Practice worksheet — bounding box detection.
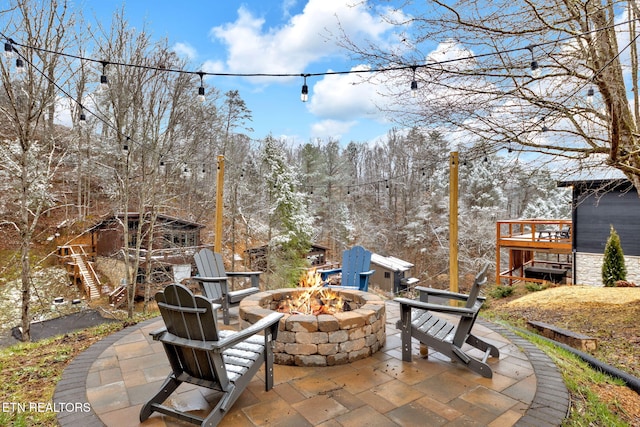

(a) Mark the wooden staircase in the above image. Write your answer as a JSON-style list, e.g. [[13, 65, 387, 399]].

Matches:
[[109, 285, 127, 309], [58, 245, 101, 300]]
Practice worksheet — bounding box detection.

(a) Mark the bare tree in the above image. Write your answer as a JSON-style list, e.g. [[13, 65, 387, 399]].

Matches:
[[341, 0, 640, 192], [0, 0, 76, 341], [90, 9, 206, 317]]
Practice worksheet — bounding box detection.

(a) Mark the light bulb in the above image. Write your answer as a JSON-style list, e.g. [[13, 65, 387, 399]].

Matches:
[[587, 87, 595, 104], [4, 42, 14, 58], [531, 63, 542, 78]]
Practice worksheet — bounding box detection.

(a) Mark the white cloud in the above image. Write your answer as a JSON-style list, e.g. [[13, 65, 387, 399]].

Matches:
[[202, 59, 225, 74], [310, 118, 357, 139], [210, 0, 395, 76], [172, 42, 197, 60], [282, 0, 298, 19], [427, 40, 476, 70], [308, 65, 388, 120]]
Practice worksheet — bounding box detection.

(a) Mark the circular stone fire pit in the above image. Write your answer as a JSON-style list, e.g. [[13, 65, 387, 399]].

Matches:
[[239, 288, 386, 367]]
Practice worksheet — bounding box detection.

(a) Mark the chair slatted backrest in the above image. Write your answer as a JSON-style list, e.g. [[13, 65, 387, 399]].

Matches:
[[452, 263, 489, 345], [156, 283, 228, 387], [194, 249, 227, 300], [341, 245, 371, 288], [465, 263, 489, 309]]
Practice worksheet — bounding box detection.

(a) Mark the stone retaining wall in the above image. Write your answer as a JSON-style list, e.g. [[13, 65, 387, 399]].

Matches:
[[575, 252, 640, 286]]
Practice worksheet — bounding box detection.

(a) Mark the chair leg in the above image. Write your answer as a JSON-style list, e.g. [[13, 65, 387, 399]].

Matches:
[[465, 357, 494, 378], [222, 299, 230, 325], [399, 307, 413, 362], [466, 334, 500, 359], [139, 375, 181, 422]]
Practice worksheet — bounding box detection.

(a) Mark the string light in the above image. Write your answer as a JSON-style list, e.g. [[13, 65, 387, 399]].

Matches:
[[79, 106, 86, 124], [410, 66, 418, 97], [15, 57, 24, 72], [197, 71, 205, 102], [0, 17, 633, 176], [586, 86, 595, 104], [100, 61, 109, 89], [300, 74, 309, 102], [526, 45, 541, 78], [4, 41, 13, 58]]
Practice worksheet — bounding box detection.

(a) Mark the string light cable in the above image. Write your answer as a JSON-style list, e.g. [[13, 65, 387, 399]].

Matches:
[[4, 16, 639, 94], [1, 16, 638, 175]]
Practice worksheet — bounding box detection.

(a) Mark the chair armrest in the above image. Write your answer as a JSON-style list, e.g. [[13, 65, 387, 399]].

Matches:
[[215, 312, 285, 349], [360, 270, 375, 276], [157, 312, 284, 352], [150, 327, 167, 341], [415, 286, 471, 302], [394, 297, 476, 317], [225, 271, 262, 277], [190, 275, 229, 282], [319, 268, 341, 276]]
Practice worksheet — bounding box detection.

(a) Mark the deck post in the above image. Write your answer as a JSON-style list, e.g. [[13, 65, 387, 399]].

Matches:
[[449, 151, 459, 294], [215, 155, 224, 253]]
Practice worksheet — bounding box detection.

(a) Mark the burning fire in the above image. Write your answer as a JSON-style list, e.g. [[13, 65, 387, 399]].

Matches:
[[278, 269, 346, 315]]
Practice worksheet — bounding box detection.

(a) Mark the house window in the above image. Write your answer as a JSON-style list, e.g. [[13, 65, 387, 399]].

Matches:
[[384, 272, 391, 279]]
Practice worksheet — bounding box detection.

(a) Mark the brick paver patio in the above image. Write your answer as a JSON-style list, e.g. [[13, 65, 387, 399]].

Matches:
[[54, 301, 569, 426]]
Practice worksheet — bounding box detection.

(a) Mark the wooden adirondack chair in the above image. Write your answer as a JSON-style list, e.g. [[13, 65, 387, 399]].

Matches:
[[192, 248, 261, 325], [140, 283, 283, 426], [319, 245, 375, 291], [394, 263, 499, 378]]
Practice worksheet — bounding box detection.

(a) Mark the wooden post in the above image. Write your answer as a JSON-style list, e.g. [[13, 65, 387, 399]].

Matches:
[[449, 151, 459, 294], [214, 155, 224, 253], [496, 221, 501, 285]]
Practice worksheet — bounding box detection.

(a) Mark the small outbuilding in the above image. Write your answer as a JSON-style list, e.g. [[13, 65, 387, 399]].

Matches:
[[369, 253, 419, 294]]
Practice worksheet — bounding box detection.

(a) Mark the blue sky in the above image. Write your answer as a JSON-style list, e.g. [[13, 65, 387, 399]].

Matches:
[[85, 0, 403, 145]]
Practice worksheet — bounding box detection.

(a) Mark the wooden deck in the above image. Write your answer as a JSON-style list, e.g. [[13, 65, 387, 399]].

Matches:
[[496, 219, 572, 285]]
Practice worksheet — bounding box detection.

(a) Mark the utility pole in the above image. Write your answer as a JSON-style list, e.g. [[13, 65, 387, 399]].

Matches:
[[449, 151, 459, 294], [214, 155, 224, 253]]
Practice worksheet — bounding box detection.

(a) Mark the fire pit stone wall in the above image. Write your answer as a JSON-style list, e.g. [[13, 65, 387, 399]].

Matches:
[[239, 288, 386, 367]]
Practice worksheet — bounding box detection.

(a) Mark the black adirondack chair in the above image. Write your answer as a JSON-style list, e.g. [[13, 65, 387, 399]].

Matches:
[[140, 283, 283, 426], [192, 248, 261, 324], [394, 263, 499, 378]]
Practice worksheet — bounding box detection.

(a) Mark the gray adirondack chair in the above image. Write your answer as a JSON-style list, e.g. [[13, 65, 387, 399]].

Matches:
[[192, 248, 261, 325], [394, 263, 499, 378], [319, 245, 375, 291], [140, 283, 283, 426]]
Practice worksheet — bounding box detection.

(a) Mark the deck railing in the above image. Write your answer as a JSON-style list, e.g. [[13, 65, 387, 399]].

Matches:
[[497, 219, 572, 246], [496, 219, 573, 285]]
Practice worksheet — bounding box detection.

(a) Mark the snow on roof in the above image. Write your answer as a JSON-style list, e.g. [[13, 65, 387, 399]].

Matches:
[[370, 253, 414, 272]]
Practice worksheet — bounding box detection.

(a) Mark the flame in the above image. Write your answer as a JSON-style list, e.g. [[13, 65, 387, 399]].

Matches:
[[278, 269, 345, 315]]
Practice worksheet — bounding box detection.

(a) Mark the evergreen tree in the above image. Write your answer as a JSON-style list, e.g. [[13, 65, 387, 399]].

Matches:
[[262, 136, 314, 287], [602, 225, 626, 287]]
